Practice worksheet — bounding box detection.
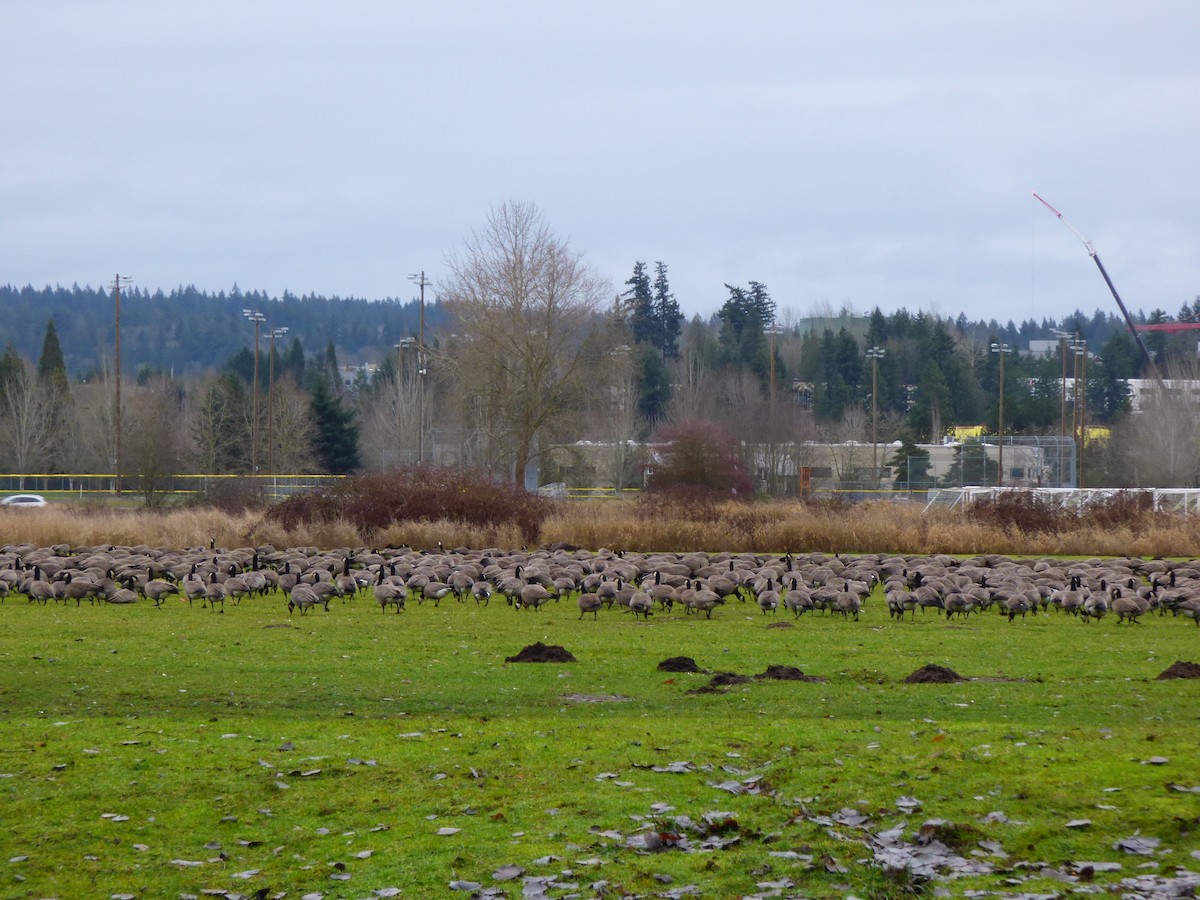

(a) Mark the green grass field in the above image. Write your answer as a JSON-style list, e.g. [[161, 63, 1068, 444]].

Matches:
[[1, 588, 1198, 898]]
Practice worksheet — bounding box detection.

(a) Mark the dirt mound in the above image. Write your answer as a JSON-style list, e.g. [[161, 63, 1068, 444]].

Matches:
[[657, 656, 703, 673], [755, 664, 827, 683], [708, 671, 752, 686], [505, 642, 576, 663], [685, 671, 752, 695], [905, 663, 966, 684], [1157, 660, 1200, 680]]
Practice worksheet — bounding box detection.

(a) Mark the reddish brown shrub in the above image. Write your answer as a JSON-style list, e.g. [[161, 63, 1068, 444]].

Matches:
[[646, 419, 754, 496], [266, 465, 555, 543]]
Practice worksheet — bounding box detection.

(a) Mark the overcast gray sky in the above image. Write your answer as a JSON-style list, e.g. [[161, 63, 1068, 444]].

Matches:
[[4, 1, 1197, 325]]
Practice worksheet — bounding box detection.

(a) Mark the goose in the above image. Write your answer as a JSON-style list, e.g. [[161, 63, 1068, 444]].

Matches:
[[628, 590, 653, 620], [834, 582, 861, 621], [1081, 591, 1108, 623], [203, 572, 227, 612], [783, 578, 813, 619], [517, 583, 553, 611], [288, 582, 327, 615], [1111, 587, 1148, 624], [577, 592, 602, 620], [756, 578, 779, 615]]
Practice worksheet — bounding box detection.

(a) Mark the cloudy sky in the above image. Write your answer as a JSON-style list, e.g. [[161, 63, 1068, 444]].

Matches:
[[4, 2, 1197, 325]]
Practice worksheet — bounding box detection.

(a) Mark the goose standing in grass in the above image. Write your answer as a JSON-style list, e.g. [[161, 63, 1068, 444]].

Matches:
[[1110, 587, 1148, 624], [141, 576, 181, 608], [203, 572, 227, 612], [834, 582, 861, 621], [628, 589, 653, 620], [783, 578, 813, 619], [288, 582, 327, 615], [756, 578, 779, 615], [577, 591, 602, 621]]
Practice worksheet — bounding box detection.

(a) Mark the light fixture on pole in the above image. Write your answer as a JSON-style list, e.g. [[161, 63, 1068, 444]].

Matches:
[[866, 346, 885, 489], [243, 309, 265, 474], [266, 326, 288, 479], [990, 342, 1012, 486], [110, 274, 133, 496]]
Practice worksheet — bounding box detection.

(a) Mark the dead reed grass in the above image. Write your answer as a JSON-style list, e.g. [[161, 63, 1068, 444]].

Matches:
[[4, 498, 1199, 556]]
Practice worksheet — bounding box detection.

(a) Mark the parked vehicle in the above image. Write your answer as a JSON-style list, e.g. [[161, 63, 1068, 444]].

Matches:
[[1, 493, 47, 508]]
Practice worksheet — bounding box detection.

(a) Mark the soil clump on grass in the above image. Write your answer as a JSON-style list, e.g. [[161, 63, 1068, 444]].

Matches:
[[755, 664, 827, 683], [905, 663, 966, 684], [1156, 660, 1200, 680], [505, 642, 576, 663], [657, 656, 704, 673], [686, 671, 752, 694]]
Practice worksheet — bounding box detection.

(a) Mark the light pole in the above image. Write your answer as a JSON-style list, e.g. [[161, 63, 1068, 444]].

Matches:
[[110, 274, 133, 495], [243, 309, 265, 475], [1074, 340, 1088, 488], [866, 347, 885, 489], [266, 326, 288, 480], [394, 337, 415, 465], [990, 342, 1012, 486], [1051, 329, 1074, 438], [409, 271, 431, 463]]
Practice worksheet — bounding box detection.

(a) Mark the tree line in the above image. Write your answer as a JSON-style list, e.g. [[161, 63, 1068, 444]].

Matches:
[[4, 201, 1200, 494]]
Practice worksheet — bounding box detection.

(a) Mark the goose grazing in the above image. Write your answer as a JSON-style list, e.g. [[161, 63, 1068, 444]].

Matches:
[[374, 580, 406, 614], [577, 592, 602, 621], [1111, 586, 1148, 625], [471, 580, 493, 606], [783, 578, 813, 619], [288, 583, 327, 615], [1081, 591, 1108, 623], [835, 582, 861, 621], [628, 590, 653, 620], [517, 582, 553, 611]]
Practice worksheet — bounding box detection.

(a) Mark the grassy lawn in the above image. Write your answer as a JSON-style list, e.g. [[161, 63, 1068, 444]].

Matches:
[[1, 587, 1197, 898]]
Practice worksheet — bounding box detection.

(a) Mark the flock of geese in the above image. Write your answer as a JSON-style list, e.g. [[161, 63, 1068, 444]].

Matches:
[[3, 541, 1200, 629]]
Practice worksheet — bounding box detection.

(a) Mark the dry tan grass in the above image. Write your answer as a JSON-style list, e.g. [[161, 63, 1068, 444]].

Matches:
[[4, 499, 1199, 556]]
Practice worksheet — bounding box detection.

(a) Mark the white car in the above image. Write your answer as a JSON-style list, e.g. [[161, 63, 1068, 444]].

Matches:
[[1, 493, 47, 508]]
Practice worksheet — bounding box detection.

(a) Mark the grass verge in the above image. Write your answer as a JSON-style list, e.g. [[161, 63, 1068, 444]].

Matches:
[[1, 586, 1198, 898]]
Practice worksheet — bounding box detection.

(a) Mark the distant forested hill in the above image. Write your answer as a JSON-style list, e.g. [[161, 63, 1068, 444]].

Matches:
[[0, 283, 442, 377]]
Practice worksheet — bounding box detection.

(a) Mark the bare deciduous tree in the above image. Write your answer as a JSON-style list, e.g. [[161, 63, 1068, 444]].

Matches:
[[266, 379, 318, 474], [441, 201, 610, 485], [124, 377, 189, 506], [0, 361, 57, 483]]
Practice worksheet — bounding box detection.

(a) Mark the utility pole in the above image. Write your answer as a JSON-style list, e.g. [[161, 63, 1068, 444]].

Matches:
[[110, 274, 133, 495], [409, 271, 431, 463]]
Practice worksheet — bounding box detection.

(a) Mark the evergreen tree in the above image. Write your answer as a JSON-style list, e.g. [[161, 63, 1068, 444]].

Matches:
[[309, 376, 360, 474], [37, 319, 68, 384], [281, 337, 306, 385], [36, 319, 72, 471], [888, 432, 934, 490], [622, 262, 656, 348], [941, 438, 997, 486], [633, 343, 671, 426], [324, 340, 342, 394], [652, 262, 683, 359]]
